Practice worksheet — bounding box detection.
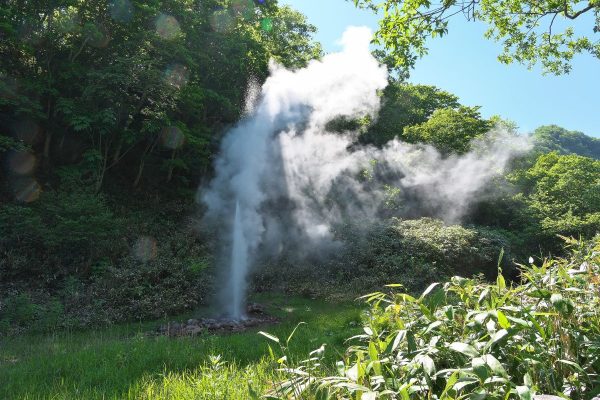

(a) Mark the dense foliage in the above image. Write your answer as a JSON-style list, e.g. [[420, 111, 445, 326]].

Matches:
[[254, 218, 513, 299], [532, 125, 600, 159], [269, 237, 600, 399], [1, 0, 599, 335], [0, 0, 321, 330]]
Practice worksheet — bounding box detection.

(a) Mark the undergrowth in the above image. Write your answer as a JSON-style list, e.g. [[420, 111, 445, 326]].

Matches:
[[267, 237, 600, 399]]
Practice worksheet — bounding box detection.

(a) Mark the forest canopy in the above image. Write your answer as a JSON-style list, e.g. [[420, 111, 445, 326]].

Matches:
[[355, 0, 600, 75]]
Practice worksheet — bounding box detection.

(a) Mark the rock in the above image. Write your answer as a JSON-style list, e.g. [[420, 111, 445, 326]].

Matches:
[[247, 303, 265, 314], [187, 319, 199, 325], [185, 326, 203, 335]]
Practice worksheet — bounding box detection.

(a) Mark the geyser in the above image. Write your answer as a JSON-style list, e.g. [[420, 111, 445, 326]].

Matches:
[[202, 26, 530, 319], [229, 201, 248, 319]]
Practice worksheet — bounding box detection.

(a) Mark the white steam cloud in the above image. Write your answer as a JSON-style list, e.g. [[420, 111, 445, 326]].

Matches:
[[201, 27, 531, 318]]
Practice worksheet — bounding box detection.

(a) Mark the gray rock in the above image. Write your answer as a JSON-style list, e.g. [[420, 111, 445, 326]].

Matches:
[[247, 303, 265, 314], [185, 326, 203, 335]]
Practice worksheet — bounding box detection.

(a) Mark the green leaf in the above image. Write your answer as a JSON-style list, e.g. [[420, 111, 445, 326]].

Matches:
[[286, 322, 306, 346], [258, 331, 280, 343], [486, 329, 508, 349], [497, 273, 506, 292], [482, 354, 507, 377], [516, 386, 532, 400], [419, 354, 436, 376], [449, 342, 479, 357], [557, 359, 585, 373], [420, 282, 440, 299], [550, 293, 574, 315], [472, 357, 488, 381], [496, 310, 511, 329]]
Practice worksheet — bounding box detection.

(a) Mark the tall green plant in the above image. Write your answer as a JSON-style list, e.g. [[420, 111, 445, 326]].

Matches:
[[268, 237, 600, 399]]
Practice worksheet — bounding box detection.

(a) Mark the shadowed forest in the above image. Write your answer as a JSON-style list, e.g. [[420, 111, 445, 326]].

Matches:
[[1, 0, 600, 399]]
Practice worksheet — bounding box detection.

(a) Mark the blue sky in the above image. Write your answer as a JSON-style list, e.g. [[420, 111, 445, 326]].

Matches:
[[281, 0, 600, 137]]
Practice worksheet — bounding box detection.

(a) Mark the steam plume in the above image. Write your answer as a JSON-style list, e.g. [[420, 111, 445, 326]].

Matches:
[[201, 26, 531, 318]]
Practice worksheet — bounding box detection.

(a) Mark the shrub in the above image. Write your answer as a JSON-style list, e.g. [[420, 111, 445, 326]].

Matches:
[[255, 218, 512, 298], [0, 292, 65, 334], [88, 255, 214, 322], [268, 237, 600, 399], [0, 190, 124, 282]]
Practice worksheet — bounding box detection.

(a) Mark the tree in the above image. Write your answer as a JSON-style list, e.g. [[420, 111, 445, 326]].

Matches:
[[359, 81, 460, 146], [254, 5, 323, 69], [511, 152, 600, 245], [532, 125, 600, 159], [403, 106, 492, 154], [355, 0, 600, 75]]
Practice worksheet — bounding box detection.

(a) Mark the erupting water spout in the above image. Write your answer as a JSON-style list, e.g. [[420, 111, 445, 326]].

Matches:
[[229, 201, 248, 319], [201, 26, 529, 320]]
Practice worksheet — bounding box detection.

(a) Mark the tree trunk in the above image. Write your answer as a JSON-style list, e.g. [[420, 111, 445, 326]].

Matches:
[[133, 158, 145, 188], [112, 138, 124, 165], [43, 130, 53, 159], [166, 149, 176, 183]]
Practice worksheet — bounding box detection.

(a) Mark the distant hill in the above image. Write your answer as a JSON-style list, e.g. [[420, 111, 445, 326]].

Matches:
[[532, 125, 600, 159]]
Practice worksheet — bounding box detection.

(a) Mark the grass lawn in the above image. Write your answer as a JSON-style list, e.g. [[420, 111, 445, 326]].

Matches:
[[0, 293, 363, 399]]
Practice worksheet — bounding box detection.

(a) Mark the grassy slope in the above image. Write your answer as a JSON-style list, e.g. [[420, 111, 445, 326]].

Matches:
[[0, 294, 362, 399]]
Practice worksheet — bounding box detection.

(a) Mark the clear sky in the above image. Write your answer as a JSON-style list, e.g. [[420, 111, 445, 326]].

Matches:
[[281, 0, 600, 137]]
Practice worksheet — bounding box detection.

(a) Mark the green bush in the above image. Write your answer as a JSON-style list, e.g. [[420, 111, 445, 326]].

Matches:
[[0, 293, 65, 334], [88, 255, 213, 323], [254, 218, 512, 298], [510, 152, 600, 251], [0, 190, 124, 282], [268, 237, 600, 399]]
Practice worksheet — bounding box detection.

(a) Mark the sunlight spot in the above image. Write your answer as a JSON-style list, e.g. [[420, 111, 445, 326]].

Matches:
[[109, 0, 134, 23], [155, 13, 181, 40], [55, 12, 79, 34], [7, 152, 36, 175], [260, 18, 273, 32], [161, 126, 185, 149], [282, 307, 296, 313], [14, 178, 41, 203], [164, 64, 189, 89], [210, 9, 235, 33], [133, 237, 157, 262]]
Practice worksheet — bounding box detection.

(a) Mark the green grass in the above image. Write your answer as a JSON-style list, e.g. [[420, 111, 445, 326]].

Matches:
[[0, 294, 363, 399]]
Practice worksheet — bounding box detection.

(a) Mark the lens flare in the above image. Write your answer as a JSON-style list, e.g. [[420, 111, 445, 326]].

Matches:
[[133, 236, 157, 262], [164, 64, 189, 88], [210, 9, 235, 33], [0, 76, 18, 100], [260, 18, 273, 32], [55, 12, 79, 33], [161, 126, 185, 149], [155, 13, 181, 40], [18, 23, 42, 45], [231, 0, 255, 20], [12, 120, 40, 144], [87, 24, 110, 48], [7, 152, 36, 175], [14, 178, 41, 203], [109, 0, 134, 23]]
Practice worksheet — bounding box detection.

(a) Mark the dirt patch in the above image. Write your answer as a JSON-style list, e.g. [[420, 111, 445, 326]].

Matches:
[[154, 303, 279, 336]]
